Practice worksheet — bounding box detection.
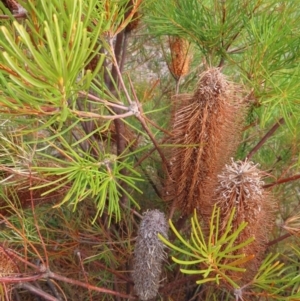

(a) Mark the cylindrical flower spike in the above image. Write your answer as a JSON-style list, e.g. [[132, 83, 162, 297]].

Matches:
[[165, 68, 245, 215], [132, 210, 168, 300], [169, 36, 191, 79], [214, 159, 275, 283]]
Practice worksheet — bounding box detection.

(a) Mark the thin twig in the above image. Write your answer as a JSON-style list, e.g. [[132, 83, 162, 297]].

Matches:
[[28, 162, 48, 268], [245, 118, 285, 160], [134, 136, 169, 169], [267, 233, 291, 247], [120, 202, 143, 219], [120, 32, 129, 73], [78, 91, 128, 110], [49, 267, 136, 299], [127, 76, 170, 172], [46, 279, 63, 301], [263, 173, 300, 189], [109, 38, 133, 105], [16, 282, 59, 301], [72, 109, 134, 120], [1, 270, 136, 299], [76, 251, 93, 301]]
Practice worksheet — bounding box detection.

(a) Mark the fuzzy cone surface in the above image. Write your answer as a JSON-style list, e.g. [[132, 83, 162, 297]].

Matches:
[[165, 68, 245, 215], [132, 210, 168, 300], [214, 159, 275, 284]]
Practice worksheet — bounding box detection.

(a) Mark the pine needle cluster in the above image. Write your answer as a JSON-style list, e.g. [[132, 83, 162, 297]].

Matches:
[[165, 68, 245, 215], [132, 210, 168, 300]]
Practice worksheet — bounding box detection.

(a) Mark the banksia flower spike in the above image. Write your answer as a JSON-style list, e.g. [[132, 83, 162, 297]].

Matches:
[[132, 210, 168, 300], [166, 68, 245, 215], [169, 36, 192, 79], [214, 159, 275, 283]]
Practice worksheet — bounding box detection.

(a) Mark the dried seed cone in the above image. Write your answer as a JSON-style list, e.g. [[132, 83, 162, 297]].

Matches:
[[169, 36, 191, 78], [165, 68, 245, 215], [132, 210, 168, 300], [214, 159, 275, 283]]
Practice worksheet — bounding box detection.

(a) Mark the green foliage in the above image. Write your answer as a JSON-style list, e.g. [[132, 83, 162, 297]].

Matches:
[[0, 0, 145, 224], [34, 150, 142, 224], [0, 0, 299, 300], [0, 0, 103, 126], [160, 208, 300, 300], [159, 206, 254, 288], [146, 0, 300, 132]]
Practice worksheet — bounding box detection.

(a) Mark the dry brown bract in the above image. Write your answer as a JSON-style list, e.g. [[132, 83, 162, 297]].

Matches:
[[165, 68, 245, 216]]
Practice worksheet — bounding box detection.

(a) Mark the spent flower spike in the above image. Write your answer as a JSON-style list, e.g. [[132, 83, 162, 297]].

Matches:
[[132, 210, 168, 300]]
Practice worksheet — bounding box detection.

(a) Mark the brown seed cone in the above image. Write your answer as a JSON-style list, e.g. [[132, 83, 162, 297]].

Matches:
[[169, 36, 191, 79], [214, 159, 275, 284], [165, 68, 245, 216]]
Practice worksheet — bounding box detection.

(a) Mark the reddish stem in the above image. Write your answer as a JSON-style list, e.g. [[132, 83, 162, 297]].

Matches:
[[48, 271, 136, 299], [264, 173, 300, 189], [246, 118, 285, 160], [267, 233, 291, 247]]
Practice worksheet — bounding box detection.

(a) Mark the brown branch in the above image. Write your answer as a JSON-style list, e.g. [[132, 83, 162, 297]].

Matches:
[[127, 77, 170, 172], [48, 270, 136, 299], [136, 106, 170, 173], [1, 270, 136, 300], [16, 282, 60, 301], [107, 31, 130, 206], [0, 12, 25, 18], [28, 164, 49, 267], [134, 136, 169, 169], [263, 173, 300, 189], [267, 233, 291, 247], [246, 118, 285, 160]]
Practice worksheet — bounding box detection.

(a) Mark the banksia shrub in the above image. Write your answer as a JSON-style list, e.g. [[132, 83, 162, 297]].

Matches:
[[132, 210, 168, 300], [165, 68, 245, 215], [169, 36, 191, 79], [214, 159, 275, 283]]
